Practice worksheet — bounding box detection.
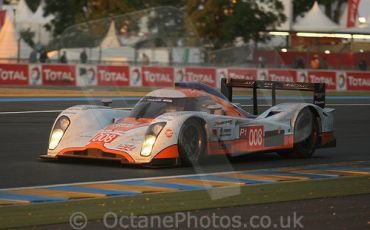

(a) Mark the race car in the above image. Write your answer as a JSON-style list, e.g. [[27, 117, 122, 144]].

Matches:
[[41, 79, 336, 166]]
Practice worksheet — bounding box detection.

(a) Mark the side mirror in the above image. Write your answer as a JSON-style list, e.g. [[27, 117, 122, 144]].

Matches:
[[207, 104, 224, 115], [101, 98, 113, 107]]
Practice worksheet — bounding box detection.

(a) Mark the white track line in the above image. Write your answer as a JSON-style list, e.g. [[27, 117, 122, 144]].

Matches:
[[0, 104, 370, 115], [0, 108, 133, 115], [0, 169, 240, 191]]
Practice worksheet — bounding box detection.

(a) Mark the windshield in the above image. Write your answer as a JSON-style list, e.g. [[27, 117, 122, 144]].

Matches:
[[130, 96, 214, 118]]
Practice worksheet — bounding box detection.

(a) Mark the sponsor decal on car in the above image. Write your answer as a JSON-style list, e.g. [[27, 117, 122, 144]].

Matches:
[[214, 119, 233, 126], [117, 144, 136, 152], [90, 133, 119, 143], [165, 129, 174, 138]]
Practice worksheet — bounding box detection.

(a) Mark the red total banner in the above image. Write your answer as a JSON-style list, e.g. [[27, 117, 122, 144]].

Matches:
[[184, 67, 217, 87], [307, 71, 337, 90], [42, 64, 76, 86], [268, 69, 297, 82], [347, 0, 361, 27], [141, 66, 174, 87], [346, 71, 370, 90], [227, 68, 257, 80], [97, 65, 130, 86], [0, 64, 29, 85]]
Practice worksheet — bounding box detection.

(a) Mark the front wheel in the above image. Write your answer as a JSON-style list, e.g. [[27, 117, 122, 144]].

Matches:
[[278, 108, 319, 158], [178, 119, 207, 166]]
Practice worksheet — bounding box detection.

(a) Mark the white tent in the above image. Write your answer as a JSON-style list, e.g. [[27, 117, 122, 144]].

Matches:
[[28, 1, 53, 44], [293, 1, 339, 31], [14, 0, 33, 23], [0, 13, 33, 60], [100, 21, 121, 48], [337, 24, 370, 33], [31, 0, 53, 24]]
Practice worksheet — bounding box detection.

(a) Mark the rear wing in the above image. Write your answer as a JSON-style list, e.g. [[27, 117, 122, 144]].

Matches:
[[221, 78, 326, 115]]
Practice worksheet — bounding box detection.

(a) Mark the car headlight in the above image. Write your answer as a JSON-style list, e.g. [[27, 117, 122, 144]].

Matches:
[[140, 122, 166, 157], [49, 116, 70, 150]]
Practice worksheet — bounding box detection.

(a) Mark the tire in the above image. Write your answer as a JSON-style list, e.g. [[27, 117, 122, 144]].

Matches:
[[278, 108, 319, 158], [178, 118, 207, 166]]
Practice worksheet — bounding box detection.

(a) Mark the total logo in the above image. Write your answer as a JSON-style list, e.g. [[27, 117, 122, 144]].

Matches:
[[44, 69, 74, 81], [309, 75, 335, 86], [99, 70, 128, 82], [269, 74, 294, 82], [185, 72, 215, 84], [348, 76, 370, 87], [228, 72, 254, 80], [143, 71, 172, 82], [0, 68, 27, 81]]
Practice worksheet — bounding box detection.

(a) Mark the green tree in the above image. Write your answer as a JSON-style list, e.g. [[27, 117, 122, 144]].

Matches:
[[25, 0, 41, 12], [44, 0, 185, 36], [187, 0, 286, 49], [4, 0, 41, 12], [19, 28, 35, 47]]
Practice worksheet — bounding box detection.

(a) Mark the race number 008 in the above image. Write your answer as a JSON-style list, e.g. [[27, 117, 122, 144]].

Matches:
[[90, 133, 119, 143], [248, 127, 263, 146]]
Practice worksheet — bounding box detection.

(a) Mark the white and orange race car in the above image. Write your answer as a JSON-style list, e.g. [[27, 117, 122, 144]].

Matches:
[[41, 79, 336, 166]]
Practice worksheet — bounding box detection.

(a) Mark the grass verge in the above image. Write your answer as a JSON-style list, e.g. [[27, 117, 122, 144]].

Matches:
[[0, 176, 369, 229]]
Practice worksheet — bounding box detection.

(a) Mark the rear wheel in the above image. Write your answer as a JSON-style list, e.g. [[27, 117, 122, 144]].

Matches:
[[278, 108, 319, 158], [178, 119, 206, 166]]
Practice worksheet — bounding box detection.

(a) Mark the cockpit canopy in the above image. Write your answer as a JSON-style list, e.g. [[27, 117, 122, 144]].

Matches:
[[130, 95, 216, 119]]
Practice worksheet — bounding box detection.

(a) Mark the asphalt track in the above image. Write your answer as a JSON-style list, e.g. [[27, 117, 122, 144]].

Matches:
[[0, 96, 370, 189]]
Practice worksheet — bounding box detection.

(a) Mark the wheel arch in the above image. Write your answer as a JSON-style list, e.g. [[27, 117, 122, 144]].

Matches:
[[180, 116, 208, 154], [292, 105, 322, 133]]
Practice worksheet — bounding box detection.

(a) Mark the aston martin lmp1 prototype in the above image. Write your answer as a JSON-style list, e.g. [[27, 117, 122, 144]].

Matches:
[[41, 79, 335, 166]]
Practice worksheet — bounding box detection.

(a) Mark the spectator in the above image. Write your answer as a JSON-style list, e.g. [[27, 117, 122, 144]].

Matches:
[[358, 59, 368, 71], [294, 56, 305, 69], [80, 49, 88, 64], [60, 51, 68, 64], [141, 53, 150, 65], [321, 57, 328, 69], [39, 49, 49, 63], [29, 50, 38, 63], [258, 56, 265, 68], [310, 54, 320, 69]]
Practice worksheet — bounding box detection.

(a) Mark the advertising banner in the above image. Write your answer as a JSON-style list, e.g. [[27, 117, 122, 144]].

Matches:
[[29, 64, 42, 86], [141, 66, 174, 87], [0, 64, 28, 85], [307, 71, 337, 90], [130, 66, 142, 87], [227, 68, 257, 80], [184, 67, 217, 87], [346, 71, 370, 90], [76, 64, 97, 87], [97, 65, 130, 86], [268, 69, 297, 82], [42, 64, 76, 86], [347, 0, 361, 27]]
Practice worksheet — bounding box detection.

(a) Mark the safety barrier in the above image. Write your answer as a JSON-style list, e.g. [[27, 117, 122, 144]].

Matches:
[[0, 63, 370, 91]]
